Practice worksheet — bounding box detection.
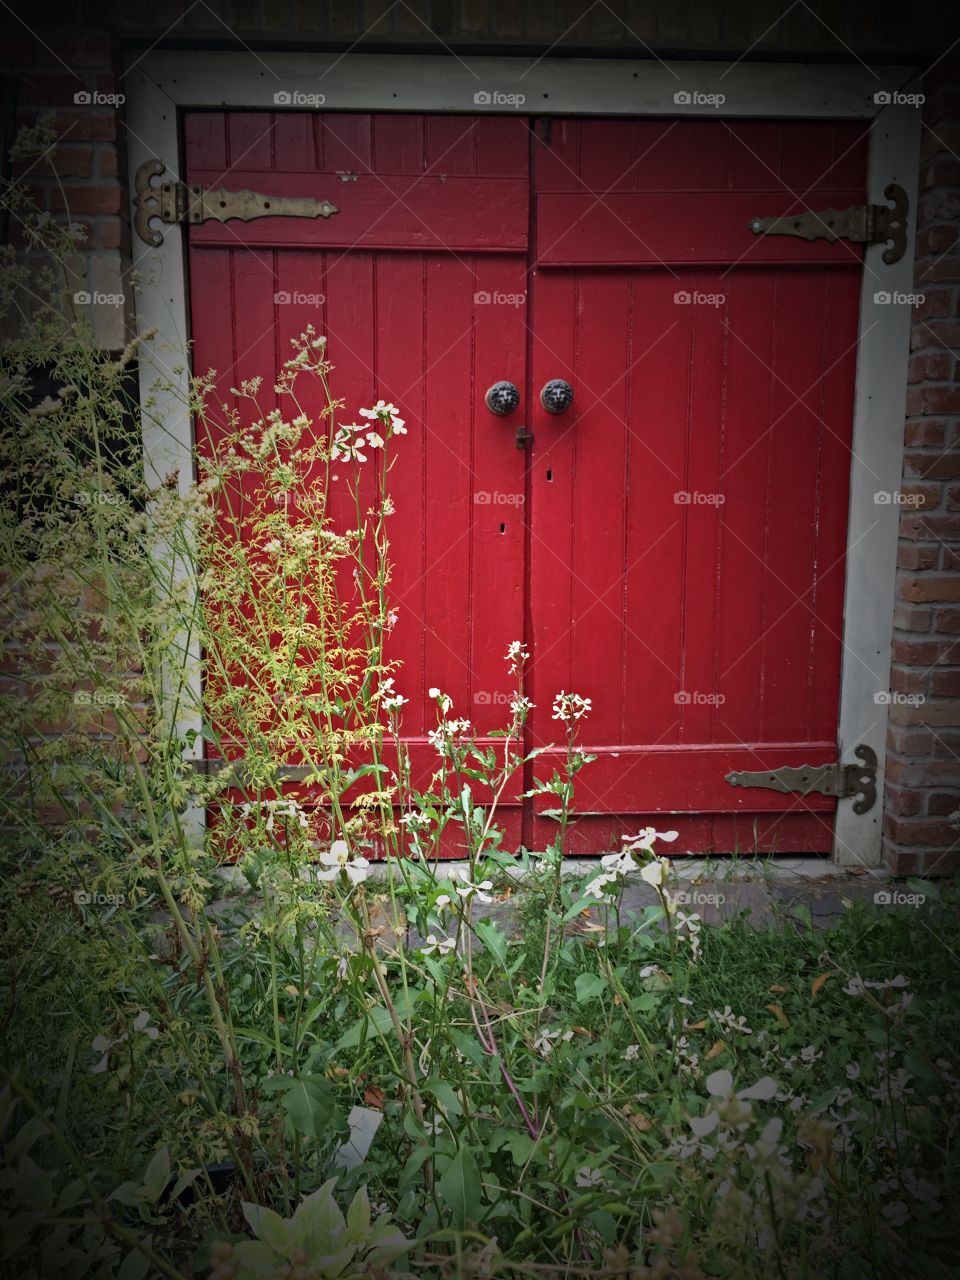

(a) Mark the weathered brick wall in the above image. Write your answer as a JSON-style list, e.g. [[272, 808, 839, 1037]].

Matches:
[[3, 0, 960, 867], [883, 50, 960, 876]]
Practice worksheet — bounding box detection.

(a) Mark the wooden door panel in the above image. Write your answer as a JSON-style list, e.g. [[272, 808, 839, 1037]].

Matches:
[[186, 113, 531, 854], [528, 118, 867, 853]]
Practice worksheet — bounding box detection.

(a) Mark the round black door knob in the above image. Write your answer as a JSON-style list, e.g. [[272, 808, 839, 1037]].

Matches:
[[540, 379, 574, 414], [484, 381, 520, 416]]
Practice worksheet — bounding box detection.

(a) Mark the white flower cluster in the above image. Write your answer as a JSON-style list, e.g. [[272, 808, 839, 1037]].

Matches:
[[551, 691, 592, 723]]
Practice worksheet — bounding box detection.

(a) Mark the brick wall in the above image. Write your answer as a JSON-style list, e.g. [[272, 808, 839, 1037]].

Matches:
[[883, 50, 960, 876], [3, 0, 960, 869]]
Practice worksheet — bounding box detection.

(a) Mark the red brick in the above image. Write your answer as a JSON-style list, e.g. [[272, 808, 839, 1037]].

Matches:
[[98, 218, 130, 252], [915, 257, 960, 286], [885, 783, 924, 816], [919, 189, 960, 225], [893, 603, 932, 631], [947, 483, 960, 510], [883, 814, 958, 846], [903, 421, 947, 447], [912, 319, 960, 351], [898, 574, 960, 602], [931, 669, 960, 696], [942, 547, 960, 570], [890, 666, 931, 694], [46, 110, 116, 140], [883, 847, 960, 876], [912, 289, 954, 324], [884, 755, 959, 786], [899, 482, 941, 510], [897, 542, 940, 570], [909, 352, 955, 382], [905, 386, 960, 416], [927, 791, 960, 816], [887, 698, 960, 726], [891, 636, 960, 665], [903, 452, 960, 480], [915, 226, 959, 257], [48, 183, 122, 215], [900, 514, 960, 541], [887, 724, 935, 755], [920, 157, 960, 188], [96, 147, 119, 178], [16, 73, 87, 108], [935, 607, 960, 631]]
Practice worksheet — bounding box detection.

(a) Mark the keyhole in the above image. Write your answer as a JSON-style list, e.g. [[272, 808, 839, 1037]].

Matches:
[[500, 522, 506, 534], [546, 468, 553, 481]]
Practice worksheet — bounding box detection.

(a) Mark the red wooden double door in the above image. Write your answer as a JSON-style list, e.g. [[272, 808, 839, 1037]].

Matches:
[[188, 111, 868, 855]]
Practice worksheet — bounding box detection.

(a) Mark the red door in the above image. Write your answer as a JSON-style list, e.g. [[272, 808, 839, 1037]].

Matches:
[[185, 112, 868, 855]]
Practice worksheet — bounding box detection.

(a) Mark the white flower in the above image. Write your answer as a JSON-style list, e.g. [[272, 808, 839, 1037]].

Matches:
[[382, 692, 408, 711], [624, 826, 679, 852], [639, 858, 670, 887], [421, 934, 456, 957], [365, 431, 385, 449], [624, 1044, 640, 1061], [263, 539, 282, 554], [845, 1062, 861, 1080], [316, 840, 370, 884], [601, 850, 639, 875], [428, 687, 441, 697], [551, 691, 592, 723], [584, 872, 618, 900], [360, 400, 407, 434], [706, 1069, 778, 1101], [574, 1167, 602, 1188], [505, 640, 530, 672], [533, 1028, 572, 1057], [455, 879, 494, 905], [434, 894, 452, 910]]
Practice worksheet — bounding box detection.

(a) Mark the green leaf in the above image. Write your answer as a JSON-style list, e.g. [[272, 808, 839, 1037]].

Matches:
[[474, 920, 509, 967], [574, 973, 607, 1004], [117, 1245, 151, 1280], [336, 1005, 395, 1049], [438, 1145, 481, 1229], [347, 1185, 371, 1237], [424, 1078, 463, 1117], [282, 1078, 336, 1141], [142, 1147, 170, 1202]]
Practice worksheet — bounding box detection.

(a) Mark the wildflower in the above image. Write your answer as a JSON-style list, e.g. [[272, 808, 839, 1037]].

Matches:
[[533, 1028, 573, 1057], [624, 1043, 641, 1061], [509, 693, 534, 719], [712, 1006, 752, 1036], [574, 1167, 602, 1188], [623, 826, 679, 852], [434, 894, 452, 910], [584, 871, 618, 900], [365, 431, 385, 449], [600, 850, 640, 875], [360, 400, 406, 434], [505, 640, 530, 673], [421, 934, 456, 957], [263, 539, 282, 554], [845, 1062, 861, 1080], [316, 840, 370, 884], [454, 879, 494, 905], [551, 691, 592, 723], [428, 687, 453, 715], [639, 857, 670, 887]]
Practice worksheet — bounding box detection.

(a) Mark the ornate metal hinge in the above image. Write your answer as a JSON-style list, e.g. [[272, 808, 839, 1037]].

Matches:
[[725, 744, 878, 815], [134, 159, 339, 246], [748, 183, 908, 265]]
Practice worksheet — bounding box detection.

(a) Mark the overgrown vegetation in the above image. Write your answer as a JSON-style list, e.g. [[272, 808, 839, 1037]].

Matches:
[[1, 127, 958, 1279]]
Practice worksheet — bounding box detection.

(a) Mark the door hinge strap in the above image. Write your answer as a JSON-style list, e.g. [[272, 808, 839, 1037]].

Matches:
[[725, 744, 878, 815], [748, 183, 908, 265], [134, 159, 339, 246]]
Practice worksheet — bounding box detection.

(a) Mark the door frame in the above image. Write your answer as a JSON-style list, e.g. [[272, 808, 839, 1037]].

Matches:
[[125, 51, 922, 867]]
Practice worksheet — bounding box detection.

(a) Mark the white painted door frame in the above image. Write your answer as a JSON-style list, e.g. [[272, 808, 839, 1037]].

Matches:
[[124, 51, 922, 866]]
